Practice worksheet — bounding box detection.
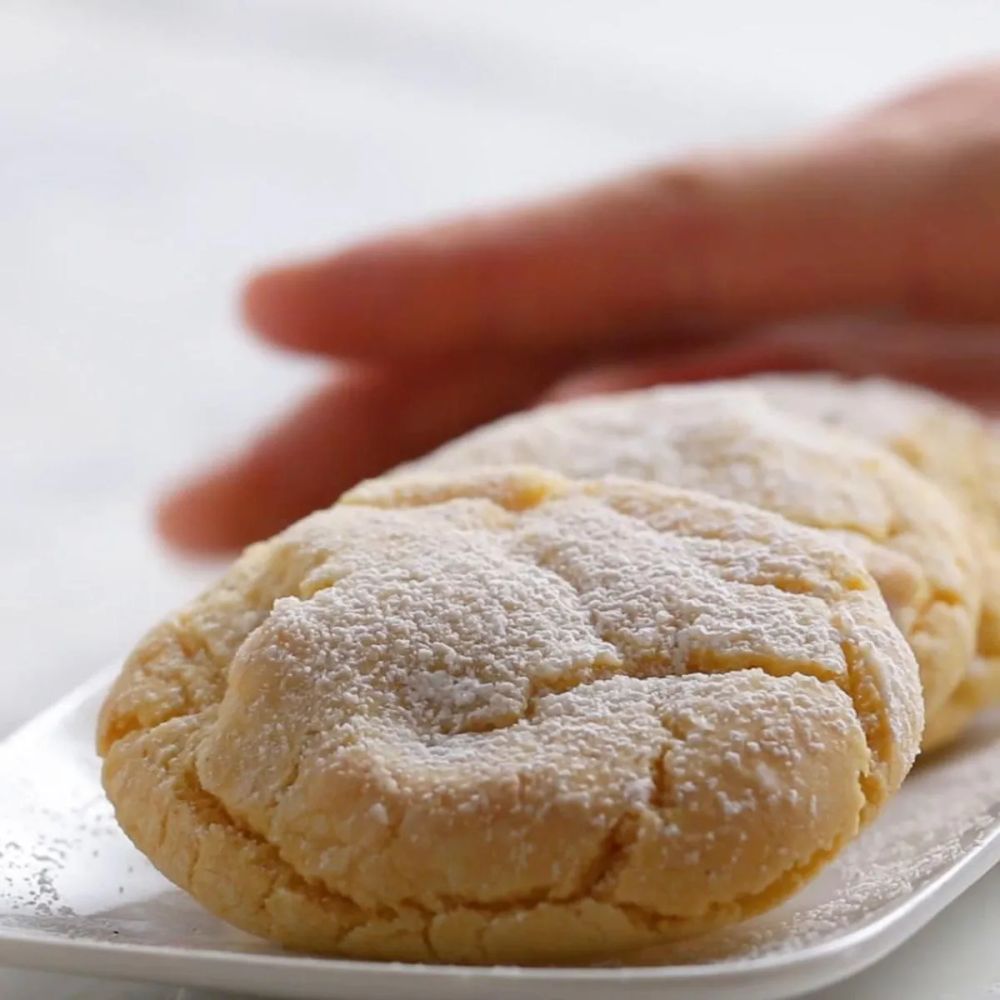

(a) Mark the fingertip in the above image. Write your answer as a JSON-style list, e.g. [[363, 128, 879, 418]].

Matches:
[[240, 267, 271, 330], [154, 475, 245, 556], [241, 264, 304, 346], [240, 251, 392, 354]]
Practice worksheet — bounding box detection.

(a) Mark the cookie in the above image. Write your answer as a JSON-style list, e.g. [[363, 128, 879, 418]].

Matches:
[[98, 468, 922, 964], [747, 374, 1000, 749], [408, 385, 980, 729]]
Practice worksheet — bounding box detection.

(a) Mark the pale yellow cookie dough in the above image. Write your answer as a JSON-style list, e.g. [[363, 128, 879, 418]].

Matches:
[[407, 386, 980, 730], [747, 374, 1000, 750], [98, 468, 922, 964]]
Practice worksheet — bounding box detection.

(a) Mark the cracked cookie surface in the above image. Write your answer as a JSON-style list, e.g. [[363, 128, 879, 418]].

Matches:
[[407, 386, 979, 732], [98, 468, 922, 964], [745, 374, 1000, 750]]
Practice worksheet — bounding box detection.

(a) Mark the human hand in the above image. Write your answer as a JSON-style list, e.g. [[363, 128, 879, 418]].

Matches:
[[159, 62, 1000, 554]]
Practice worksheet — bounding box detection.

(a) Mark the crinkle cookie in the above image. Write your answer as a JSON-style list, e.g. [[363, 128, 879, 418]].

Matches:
[[746, 374, 1000, 750], [407, 385, 980, 730], [98, 468, 922, 964]]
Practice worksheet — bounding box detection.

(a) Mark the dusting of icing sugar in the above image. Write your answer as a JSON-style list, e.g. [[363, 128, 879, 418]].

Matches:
[[747, 373, 999, 548], [179, 471, 922, 927], [405, 384, 928, 542], [741, 374, 979, 453], [402, 382, 979, 726], [207, 480, 877, 762], [402, 381, 975, 633]]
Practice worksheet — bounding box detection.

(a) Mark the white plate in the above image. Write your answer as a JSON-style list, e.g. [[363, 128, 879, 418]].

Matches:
[[0, 671, 998, 1000]]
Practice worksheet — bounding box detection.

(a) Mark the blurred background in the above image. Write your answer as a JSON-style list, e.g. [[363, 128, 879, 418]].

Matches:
[[4, 0, 1000, 735]]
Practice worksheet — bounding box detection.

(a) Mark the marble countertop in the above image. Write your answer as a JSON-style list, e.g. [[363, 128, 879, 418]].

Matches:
[[2, 1, 998, 995]]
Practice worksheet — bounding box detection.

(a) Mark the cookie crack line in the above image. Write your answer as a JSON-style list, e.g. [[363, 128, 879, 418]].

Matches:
[[837, 638, 891, 811], [505, 512, 892, 807], [553, 498, 866, 601], [507, 540, 851, 682], [558, 719, 681, 903], [99, 541, 354, 755], [98, 624, 215, 751], [847, 524, 969, 612]]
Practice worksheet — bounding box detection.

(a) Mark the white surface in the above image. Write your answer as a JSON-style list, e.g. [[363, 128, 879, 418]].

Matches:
[[0, 674, 998, 1000], [3, 2, 1000, 996]]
